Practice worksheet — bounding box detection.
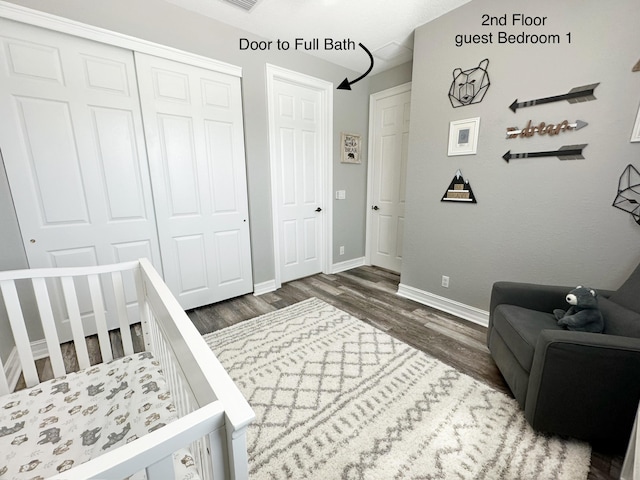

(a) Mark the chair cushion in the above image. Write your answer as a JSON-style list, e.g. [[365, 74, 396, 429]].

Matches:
[[492, 305, 562, 372], [599, 297, 640, 338], [608, 263, 640, 313]]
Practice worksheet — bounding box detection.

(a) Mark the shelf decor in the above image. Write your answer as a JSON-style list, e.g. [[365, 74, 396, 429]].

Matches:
[[441, 169, 477, 204]]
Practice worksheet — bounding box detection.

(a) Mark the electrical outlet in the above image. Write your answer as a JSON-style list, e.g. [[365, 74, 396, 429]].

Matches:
[[339, 246, 345, 255], [441, 275, 450, 288]]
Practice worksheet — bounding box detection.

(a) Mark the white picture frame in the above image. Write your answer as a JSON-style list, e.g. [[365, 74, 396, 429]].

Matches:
[[631, 104, 640, 143], [448, 117, 480, 156]]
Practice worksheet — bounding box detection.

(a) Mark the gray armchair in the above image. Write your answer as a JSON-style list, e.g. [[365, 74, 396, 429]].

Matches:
[[487, 263, 640, 450]]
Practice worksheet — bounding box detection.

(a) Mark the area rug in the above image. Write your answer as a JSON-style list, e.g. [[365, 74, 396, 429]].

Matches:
[[203, 298, 591, 480]]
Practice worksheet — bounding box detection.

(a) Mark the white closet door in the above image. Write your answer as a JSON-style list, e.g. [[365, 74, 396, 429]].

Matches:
[[0, 19, 162, 338], [135, 53, 252, 310]]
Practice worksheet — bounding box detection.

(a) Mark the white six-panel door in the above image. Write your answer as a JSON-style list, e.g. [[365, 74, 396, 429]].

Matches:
[[0, 19, 162, 339], [135, 53, 253, 310], [269, 73, 327, 283], [368, 85, 411, 273]]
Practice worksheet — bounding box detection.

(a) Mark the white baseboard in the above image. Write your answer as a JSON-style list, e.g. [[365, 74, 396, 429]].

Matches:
[[331, 256, 366, 274], [397, 283, 489, 327], [253, 279, 277, 296]]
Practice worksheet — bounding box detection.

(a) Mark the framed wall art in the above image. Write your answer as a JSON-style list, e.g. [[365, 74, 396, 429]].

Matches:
[[448, 117, 480, 156], [341, 132, 361, 163]]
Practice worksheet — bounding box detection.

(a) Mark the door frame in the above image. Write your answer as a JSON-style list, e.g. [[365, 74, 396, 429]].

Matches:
[[265, 64, 333, 289], [365, 82, 412, 267]]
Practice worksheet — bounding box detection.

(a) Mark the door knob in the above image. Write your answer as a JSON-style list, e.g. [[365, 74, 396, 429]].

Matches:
[[372, 205, 380, 211], [315, 207, 322, 212]]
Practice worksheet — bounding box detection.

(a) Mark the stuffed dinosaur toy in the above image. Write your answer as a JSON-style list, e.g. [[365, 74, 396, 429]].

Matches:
[[553, 285, 604, 333]]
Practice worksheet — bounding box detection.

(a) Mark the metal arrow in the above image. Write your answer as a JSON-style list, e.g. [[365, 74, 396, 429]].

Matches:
[[509, 83, 599, 112], [502, 144, 587, 163]]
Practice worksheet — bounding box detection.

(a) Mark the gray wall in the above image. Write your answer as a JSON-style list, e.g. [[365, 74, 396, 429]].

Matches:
[[1, 0, 371, 288], [369, 61, 413, 95], [402, 0, 640, 312]]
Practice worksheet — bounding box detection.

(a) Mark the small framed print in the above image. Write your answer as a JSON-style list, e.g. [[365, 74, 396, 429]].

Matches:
[[448, 117, 480, 156], [631, 104, 640, 143], [341, 132, 361, 164]]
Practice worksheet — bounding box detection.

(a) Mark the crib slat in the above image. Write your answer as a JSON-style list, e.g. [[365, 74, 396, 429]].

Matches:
[[32, 278, 66, 378], [61, 276, 91, 370], [134, 267, 152, 352], [0, 280, 39, 387], [0, 348, 10, 395], [146, 454, 175, 479], [88, 274, 113, 363], [112, 271, 134, 356]]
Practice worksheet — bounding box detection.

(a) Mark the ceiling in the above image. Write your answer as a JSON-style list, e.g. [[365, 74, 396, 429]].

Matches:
[[164, 0, 472, 75]]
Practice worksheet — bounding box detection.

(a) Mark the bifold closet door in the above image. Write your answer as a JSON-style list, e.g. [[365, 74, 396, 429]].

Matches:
[[135, 53, 253, 310], [0, 19, 162, 339]]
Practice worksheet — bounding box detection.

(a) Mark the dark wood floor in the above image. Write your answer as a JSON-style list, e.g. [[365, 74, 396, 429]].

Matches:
[[187, 265, 624, 480]]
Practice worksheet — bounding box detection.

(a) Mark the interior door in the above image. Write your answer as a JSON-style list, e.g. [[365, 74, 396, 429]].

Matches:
[[270, 76, 325, 283], [369, 86, 411, 273], [0, 19, 162, 339], [135, 53, 253, 310]]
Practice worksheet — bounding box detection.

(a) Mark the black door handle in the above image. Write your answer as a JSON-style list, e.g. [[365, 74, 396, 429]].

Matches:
[[372, 205, 380, 211], [315, 207, 322, 212]]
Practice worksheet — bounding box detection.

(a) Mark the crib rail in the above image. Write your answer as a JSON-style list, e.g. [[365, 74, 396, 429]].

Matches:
[[0, 259, 255, 480]]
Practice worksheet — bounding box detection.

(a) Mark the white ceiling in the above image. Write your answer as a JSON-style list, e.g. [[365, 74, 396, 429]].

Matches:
[[164, 0, 472, 75]]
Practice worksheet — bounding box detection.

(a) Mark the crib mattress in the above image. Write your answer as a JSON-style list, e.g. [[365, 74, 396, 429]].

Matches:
[[0, 351, 200, 480]]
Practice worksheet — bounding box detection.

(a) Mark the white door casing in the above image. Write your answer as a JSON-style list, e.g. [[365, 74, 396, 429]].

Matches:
[[0, 18, 162, 339], [136, 52, 253, 310], [266, 65, 333, 286], [366, 83, 412, 273]]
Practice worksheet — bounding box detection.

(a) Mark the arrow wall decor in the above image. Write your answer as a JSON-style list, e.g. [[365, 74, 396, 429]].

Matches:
[[337, 43, 374, 90], [509, 83, 599, 112], [502, 144, 587, 163], [506, 119, 588, 139]]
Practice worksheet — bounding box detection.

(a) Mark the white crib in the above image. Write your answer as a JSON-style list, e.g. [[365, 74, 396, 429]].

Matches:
[[0, 258, 254, 480]]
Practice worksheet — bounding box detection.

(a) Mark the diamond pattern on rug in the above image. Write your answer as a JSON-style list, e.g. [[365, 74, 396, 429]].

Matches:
[[204, 298, 591, 480]]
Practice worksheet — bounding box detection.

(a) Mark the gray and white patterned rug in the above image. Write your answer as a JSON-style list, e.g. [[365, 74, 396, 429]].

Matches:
[[203, 298, 591, 479]]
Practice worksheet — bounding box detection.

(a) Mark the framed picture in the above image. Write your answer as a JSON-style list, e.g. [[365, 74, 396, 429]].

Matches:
[[631, 104, 640, 143], [448, 117, 480, 156], [341, 132, 361, 164]]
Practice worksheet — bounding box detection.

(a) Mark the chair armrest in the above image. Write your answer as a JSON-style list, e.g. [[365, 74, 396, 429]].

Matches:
[[525, 329, 640, 447]]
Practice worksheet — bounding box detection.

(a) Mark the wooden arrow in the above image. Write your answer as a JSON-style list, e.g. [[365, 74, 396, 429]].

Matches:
[[509, 84, 599, 112], [502, 144, 587, 163], [506, 119, 588, 138], [337, 43, 374, 90]]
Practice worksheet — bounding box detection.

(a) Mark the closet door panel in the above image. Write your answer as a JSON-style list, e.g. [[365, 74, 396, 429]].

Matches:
[[136, 52, 252, 309], [0, 19, 162, 339]]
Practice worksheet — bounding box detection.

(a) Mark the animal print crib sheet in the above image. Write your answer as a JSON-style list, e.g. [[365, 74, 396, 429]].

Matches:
[[0, 351, 200, 480]]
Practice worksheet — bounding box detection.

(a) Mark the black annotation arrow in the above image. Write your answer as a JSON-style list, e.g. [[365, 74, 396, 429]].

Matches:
[[502, 144, 587, 163], [509, 83, 599, 112], [337, 43, 374, 90]]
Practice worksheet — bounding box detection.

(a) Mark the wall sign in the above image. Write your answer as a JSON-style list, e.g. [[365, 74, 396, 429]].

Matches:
[[509, 83, 599, 112], [506, 119, 588, 139], [340, 132, 361, 163], [441, 169, 477, 203]]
